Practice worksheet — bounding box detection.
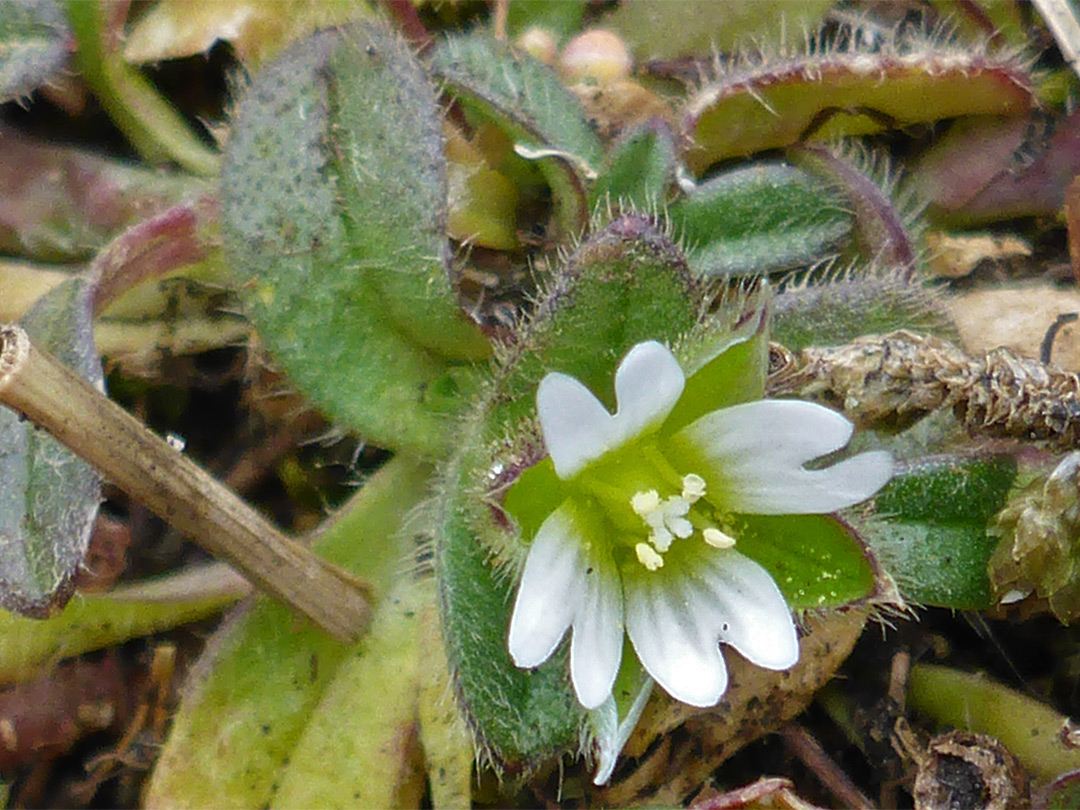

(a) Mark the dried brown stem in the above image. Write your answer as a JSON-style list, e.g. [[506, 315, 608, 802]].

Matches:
[[778, 723, 877, 810], [0, 324, 369, 641], [767, 329, 1080, 450]]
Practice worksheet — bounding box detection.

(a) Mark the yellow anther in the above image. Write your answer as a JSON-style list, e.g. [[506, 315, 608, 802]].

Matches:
[[635, 542, 664, 571], [703, 527, 737, 549], [681, 473, 706, 503]]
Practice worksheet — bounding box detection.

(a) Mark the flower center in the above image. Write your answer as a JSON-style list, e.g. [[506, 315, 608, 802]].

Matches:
[[630, 473, 736, 570]]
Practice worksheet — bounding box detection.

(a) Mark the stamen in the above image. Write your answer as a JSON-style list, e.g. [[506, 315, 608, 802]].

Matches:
[[648, 522, 674, 552], [703, 527, 737, 549], [635, 542, 664, 571], [661, 496, 693, 539], [681, 473, 706, 503], [631, 490, 661, 517]]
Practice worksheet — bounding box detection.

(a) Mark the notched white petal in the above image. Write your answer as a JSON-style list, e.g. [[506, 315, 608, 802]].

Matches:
[[508, 505, 584, 668], [693, 549, 799, 671], [624, 569, 729, 707], [537, 372, 617, 479], [537, 341, 686, 479], [612, 340, 685, 446], [570, 550, 624, 709], [678, 400, 893, 514]]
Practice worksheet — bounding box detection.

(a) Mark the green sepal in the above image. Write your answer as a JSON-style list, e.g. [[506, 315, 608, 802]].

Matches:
[[220, 24, 487, 456], [669, 162, 851, 278], [588, 640, 653, 786], [429, 33, 603, 238], [736, 514, 876, 609], [590, 120, 677, 214], [493, 215, 700, 432], [503, 457, 565, 543], [665, 300, 768, 435]]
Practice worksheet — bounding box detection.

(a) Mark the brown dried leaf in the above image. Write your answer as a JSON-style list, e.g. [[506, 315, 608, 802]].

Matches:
[[924, 231, 1032, 280], [946, 285, 1080, 367]]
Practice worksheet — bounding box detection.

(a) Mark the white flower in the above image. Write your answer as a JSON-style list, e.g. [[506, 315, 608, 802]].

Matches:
[[507, 341, 892, 710]]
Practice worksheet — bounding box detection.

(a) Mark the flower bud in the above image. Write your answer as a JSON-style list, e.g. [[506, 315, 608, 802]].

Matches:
[[515, 26, 558, 65], [558, 29, 632, 85]]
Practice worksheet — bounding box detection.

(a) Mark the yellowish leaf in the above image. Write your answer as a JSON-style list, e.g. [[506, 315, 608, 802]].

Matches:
[[124, 0, 370, 68]]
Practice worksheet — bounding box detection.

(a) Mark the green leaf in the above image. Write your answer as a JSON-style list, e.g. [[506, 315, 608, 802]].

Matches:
[[737, 514, 877, 610], [145, 455, 433, 809], [773, 276, 958, 351], [0, 277, 101, 616], [602, 0, 833, 62], [860, 454, 1017, 610], [433, 440, 584, 767], [683, 43, 1032, 172], [429, 33, 604, 239], [221, 24, 487, 456], [0, 0, 70, 103], [876, 455, 1016, 524], [669, 162, 852, 278], [865, 522, 996, 610], [0, 565, 242, 684], [272, 578, 427, 808], [590, 121, 677, 213], [325, 33, 490, 363]]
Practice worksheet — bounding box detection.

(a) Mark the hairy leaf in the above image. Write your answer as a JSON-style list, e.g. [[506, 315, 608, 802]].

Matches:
[[0, 277, 102, 616]]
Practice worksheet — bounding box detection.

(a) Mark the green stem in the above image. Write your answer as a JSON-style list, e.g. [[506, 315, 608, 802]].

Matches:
[[65, 1, 220, 176], [907, 662, 1080, 783]]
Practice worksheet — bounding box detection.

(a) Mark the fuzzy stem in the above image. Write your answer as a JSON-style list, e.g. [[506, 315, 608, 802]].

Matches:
[[0, 324, 368, 641], [66, 0, 220, 176]]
